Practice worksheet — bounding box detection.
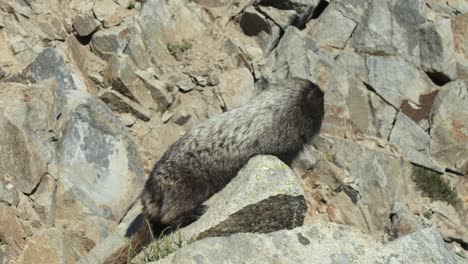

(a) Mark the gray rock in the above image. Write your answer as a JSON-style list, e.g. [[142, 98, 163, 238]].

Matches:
[[30, 174, 57, 226], [322, 66, 397, 139], [106, 56, 158, 110], [138, 0, 205, 63], [0, 80, 58, 194], [0, 179, 17, 206], [99, 89, 151, 121], [240, 7, 281, 53], [419, 19, 457, 83], [258, 0, 320, 14], [337, 51, 435, 108], [351, 0, 427, 65], [307, 5, 357, 49], [452, 14, 468, 81], [135, 70, 175, 111], [429, 201, 468, 247], [91, 25, 131, 60], [312, 136, 415, 236], [157, 223, 457, 264], [389, 112, 443, 172], [93, 0, 120, 21], [218, 67, 256, 110], [119, 113, 137, 127], [16, 228, 66, 264], [36, 14, 67, 41], [81, 155, 306, 264], [24, 48, 77, 91], [430, 80, 468, 174], [261, 26, 335, 91], [72, 15, 100, 37], [176, 76, 195, 92], [55, 89, 145, 221], [180, 155, 306, 241], [257, 6, 297, 29], [76, 203, 143, 264]]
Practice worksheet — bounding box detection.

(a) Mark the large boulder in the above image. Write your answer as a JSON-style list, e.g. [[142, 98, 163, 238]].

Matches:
[[79, 155, 307, 264], [156, 223, 458, 264]]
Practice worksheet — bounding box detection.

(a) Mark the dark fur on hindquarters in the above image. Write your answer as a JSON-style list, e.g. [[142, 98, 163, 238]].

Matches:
[[141, 77, 324, 229]]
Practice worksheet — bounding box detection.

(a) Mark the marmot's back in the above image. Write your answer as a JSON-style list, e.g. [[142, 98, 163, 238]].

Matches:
[[142, 78, 324, 227]]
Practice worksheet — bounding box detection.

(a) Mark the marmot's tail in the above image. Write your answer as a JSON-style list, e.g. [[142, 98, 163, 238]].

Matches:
[[103, 218, 153, 264]]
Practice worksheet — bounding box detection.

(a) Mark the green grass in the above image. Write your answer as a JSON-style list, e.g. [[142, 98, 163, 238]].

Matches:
[[167, 40, 192, 58], [412, 165, 460, 208], [140, 228, 192, 263], [127, 1, 135, 9]]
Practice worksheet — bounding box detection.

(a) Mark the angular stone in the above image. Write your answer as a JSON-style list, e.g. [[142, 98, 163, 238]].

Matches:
[[261, 27, 334, 91], [337, 52, 435, 108], [105, 56, 158, 110], [36, 14, 68, 41], [24, 48, 77, 91], [65, 36, 106, 95], [240, 7, 281, 53], [30, 174, 57, 226], [99, 89, 151, 121], [135, 70, 175, 111], [91, 25, 131, 60], [322, 66, 397, 139], [0, 81, 58, 194], [257, 6, 297, 29], [55, 89, 146, 222], [138, 0, 205, 63], [258, 0, 320, 13], [76, 203, 143, 264], [0, 204, 26, 256], [429, 201, 468, 246], [72, 14, 99, 37], [419, 19, 457, 83], [218, 67, 256, 110], [389, 112, 443, 172], [307, 5, 357, 49], [182, 155, 306, 240], [157, 224, 457, 264], [102, 9, 138, 28], [309, 136, 415, 237], [169, 88, 222, 129], [93, 0, 120, 21], [16, 228, 65, 264], [352, 0, 427, 64], [0, 179, 18, 206], [452, 14, 468, 80], [430, 80, 468, 174]]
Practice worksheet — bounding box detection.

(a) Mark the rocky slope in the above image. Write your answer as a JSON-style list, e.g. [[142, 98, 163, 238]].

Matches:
[[0, 0, 467, 263]]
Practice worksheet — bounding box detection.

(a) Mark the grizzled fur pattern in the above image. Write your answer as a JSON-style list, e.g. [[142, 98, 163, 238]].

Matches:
[[141, 78, 324, 228]]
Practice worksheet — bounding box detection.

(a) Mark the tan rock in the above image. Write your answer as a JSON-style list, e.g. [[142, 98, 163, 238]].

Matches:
[[93, 0, 120, 21], [16, 228, 65, 264], [0, 204, 26, 256], [99, 88, 151, 121], [452, 13, 468, 80], [72, 14, 99, 37], [218, 67, 256, 110]]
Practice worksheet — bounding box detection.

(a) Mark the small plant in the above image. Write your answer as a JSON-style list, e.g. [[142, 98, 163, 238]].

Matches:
[[167, 40, 192, 58], [0, 239, 5, 246], [127, 0, 135, 9], [141, 228, 192, 263], [412, 166, 460, 208]]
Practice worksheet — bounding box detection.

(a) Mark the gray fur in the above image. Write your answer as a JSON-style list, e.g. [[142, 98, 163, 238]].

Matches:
[[141, 78, 324, 227]]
